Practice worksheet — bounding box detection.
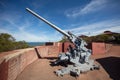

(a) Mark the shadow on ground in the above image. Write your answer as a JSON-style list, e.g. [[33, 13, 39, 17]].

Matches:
[[96, 56, 120, 80]]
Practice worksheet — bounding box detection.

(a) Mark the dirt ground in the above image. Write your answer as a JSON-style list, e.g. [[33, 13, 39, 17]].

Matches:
[[16, 45, 120, 80]]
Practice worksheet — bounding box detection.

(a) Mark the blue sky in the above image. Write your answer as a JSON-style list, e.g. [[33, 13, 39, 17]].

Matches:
[[0, 0, 120, 42]]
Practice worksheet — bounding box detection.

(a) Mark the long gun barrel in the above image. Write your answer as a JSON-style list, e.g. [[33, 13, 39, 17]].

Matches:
[[26, 8, 70, 38], [26, 8, 98, 77]]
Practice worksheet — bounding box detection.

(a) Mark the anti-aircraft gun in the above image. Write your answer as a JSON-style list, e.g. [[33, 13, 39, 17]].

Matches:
[[26, 8, 100, 77]]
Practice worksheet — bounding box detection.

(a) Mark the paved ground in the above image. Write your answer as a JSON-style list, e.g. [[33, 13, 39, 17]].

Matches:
[[16, 45, 120, 80]]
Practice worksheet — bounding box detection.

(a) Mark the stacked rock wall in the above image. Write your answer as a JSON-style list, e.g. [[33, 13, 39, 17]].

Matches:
[[0, 42, 111, 80]]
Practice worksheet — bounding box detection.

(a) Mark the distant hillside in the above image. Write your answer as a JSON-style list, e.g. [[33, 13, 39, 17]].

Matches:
[[85, 31, 120, 44], [60, 31, 120, 44]]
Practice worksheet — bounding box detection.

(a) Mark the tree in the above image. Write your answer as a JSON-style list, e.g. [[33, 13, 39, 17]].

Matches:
[[0, 33, 29, 52]]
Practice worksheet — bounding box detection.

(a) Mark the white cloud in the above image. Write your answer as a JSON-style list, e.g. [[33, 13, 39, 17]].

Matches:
[[0, 13, 61, 42], [13, 22, 62, 42], [80, 0, 107, 15], [2, 16, 119, 42], [65, 19, 120, 36], [65, 0, 108, 17], [0, 22, 61, 42]]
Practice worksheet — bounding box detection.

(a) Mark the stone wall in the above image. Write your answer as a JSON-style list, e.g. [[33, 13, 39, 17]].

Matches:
[[0, 42, 111, 80], [0, 59, 8, 80], [35, 45, 59, 58], [0, 48, 38, 80], [0, 44, 61, 80], [92, 42, 113, 55]]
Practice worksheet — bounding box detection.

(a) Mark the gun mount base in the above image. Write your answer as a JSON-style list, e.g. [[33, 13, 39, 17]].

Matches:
[[54, 59, 100, 77]]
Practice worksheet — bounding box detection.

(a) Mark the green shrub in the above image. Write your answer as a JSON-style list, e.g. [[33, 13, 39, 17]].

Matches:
[[0, 33, 30, 52]]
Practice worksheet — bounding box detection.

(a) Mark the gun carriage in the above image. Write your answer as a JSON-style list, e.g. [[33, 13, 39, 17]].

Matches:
[[26, 8, 100, 76]]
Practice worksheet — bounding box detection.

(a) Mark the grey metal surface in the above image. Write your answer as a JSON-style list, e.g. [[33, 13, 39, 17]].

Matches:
[[26, 8, 100, 77]]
